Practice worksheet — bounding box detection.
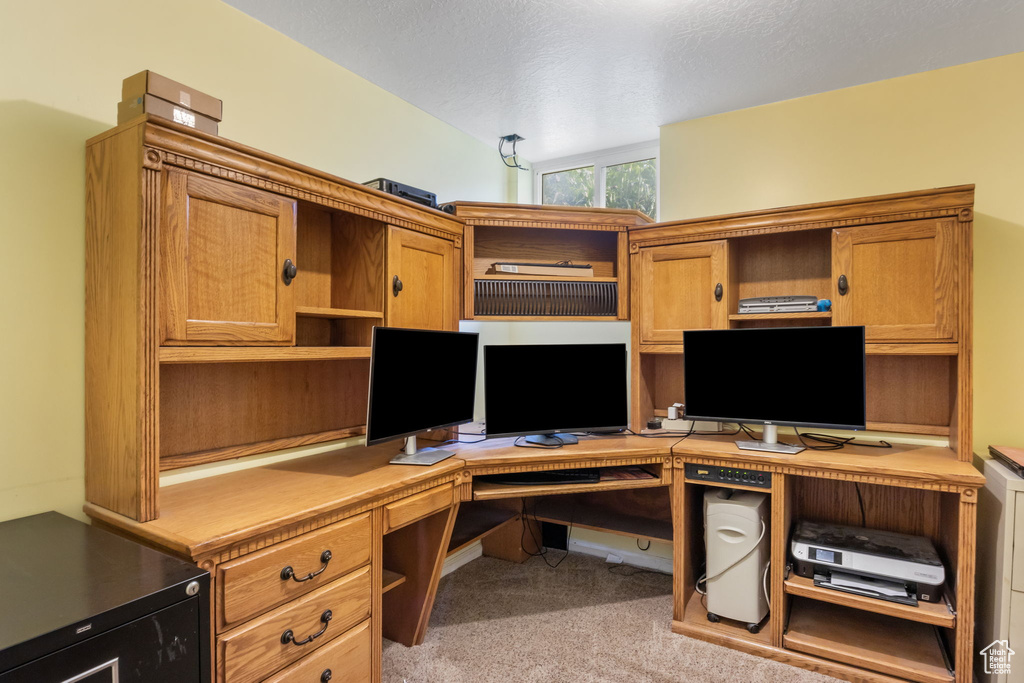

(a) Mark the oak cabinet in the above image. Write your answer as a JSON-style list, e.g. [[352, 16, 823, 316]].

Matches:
[[162, 170, 298, 345], [386, 225, 456, 331], [638, 240, 729, 344], [86, 117, 463, 521], [628, 185, 973, 456], [831, 218, 957, 342]]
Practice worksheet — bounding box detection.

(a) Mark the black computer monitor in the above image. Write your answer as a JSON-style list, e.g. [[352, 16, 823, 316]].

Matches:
[[683, 326, 866, 454], [367, 327, 478, 465], [484, 343, 628, 445]]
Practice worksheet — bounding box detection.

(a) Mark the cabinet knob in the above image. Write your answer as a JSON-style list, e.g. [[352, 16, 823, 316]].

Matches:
[[393, 275, 404, 297], [321, 670, 333, 683], [282, 259, 298, 286], [837, 274, 849, 296], [714, 282, 723, 302]]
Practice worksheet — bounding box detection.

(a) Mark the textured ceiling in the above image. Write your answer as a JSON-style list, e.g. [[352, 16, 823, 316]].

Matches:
[[225, 0, 1024, 162]]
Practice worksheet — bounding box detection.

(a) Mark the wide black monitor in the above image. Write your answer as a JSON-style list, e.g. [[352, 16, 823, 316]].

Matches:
[[484, 343, 628, 446], [367, 327, 478, 464], [683, 326, 866, 454]]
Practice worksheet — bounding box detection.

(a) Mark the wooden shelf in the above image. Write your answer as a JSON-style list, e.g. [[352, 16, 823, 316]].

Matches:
[[447, 504, 519, 556], [638, 344, 684, 355], [674, 588, 772, 647], [474, 274, 618, 283], [159, 346, 372, 364], [529, 497, 672, 542], [728, 311, 832, 321], [865, 421, 950, 436], [784, 575, 954, 628], [471, 315, 618, 322], [472, 468, 664, 501], [866, 343, 959, 356], [382, 569, 407, 594], [784, 598, 952, 683], [295, 306, 383, 319]]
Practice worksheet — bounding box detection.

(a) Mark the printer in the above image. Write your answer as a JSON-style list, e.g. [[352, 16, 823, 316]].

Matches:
[[790, 520, 945, 605]]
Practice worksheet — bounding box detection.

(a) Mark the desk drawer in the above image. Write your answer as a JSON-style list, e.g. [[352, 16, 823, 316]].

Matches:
[[219, 513, 370, 629], [384, 483, 453, 533], [263, 619, 371, 683], [218, 565, 371, 683]]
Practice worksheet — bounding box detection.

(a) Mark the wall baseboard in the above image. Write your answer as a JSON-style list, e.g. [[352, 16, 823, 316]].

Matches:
[[568, 537, 673, 574], [441, 534, 673, 576], [442, 541, 483, 577]]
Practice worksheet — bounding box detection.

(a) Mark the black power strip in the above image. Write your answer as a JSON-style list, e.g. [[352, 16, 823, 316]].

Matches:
[[684, 463, 771, 489]]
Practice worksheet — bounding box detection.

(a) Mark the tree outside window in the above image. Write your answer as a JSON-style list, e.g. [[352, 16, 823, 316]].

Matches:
[[535, 144, 658, 220]]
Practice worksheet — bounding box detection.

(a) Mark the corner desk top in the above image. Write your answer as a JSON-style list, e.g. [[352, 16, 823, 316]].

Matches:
[[84, 434, 983, 562]]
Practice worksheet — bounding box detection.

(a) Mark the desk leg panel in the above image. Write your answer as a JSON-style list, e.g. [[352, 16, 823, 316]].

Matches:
[[382, 503, 460, 646], [671, 472, 691, 622], [770, 474, 790, 648], [371, 507, 383, 683]]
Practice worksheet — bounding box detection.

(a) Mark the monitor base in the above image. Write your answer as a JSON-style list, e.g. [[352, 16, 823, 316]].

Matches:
[[389, 447, 457, 466], [525, 433, 579, 446], [736, 440, 805, 455]]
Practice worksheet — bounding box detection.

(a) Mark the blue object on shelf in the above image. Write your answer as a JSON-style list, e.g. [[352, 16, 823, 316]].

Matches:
[[817, 299, 832, 312]]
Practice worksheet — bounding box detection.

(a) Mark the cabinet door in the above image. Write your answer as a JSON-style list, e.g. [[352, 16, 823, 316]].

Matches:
[[831, 219, 957, 341], [638, 240, 729, 344], [386, 226, 456, 331], [162, 170, 297, 344]]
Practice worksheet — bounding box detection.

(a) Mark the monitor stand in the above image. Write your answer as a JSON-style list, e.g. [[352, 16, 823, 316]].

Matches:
[[524, 433, 578, 446], [736, 425, 805, 455], [389, 435, 457, 466]]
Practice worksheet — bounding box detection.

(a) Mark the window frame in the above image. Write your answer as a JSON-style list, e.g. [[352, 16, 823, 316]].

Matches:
[[533, 141, 659, 219]]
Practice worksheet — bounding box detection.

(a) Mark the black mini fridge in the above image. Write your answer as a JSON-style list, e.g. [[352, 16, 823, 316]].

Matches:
[[0, 512, 210, 682]]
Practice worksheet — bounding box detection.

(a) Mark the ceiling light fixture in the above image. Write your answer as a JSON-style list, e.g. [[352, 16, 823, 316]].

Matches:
[[498, 134, 527, 170]]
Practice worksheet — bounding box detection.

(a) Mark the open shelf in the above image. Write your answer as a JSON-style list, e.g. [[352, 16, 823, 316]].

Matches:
[[529, 495, 672, 542], [472, 466, 664, 501], [159, 346, 372, 363], [295, 306, 383, 319], [675, 588, 772, 647], [382, 569, 407, 595], [784, 598, 952, 683], [866, 343, 959, 356], [474, 273, 618, 283], [784, 575, 954, 628], [728, 311, 832, 321], [447, 504, 519, 556]]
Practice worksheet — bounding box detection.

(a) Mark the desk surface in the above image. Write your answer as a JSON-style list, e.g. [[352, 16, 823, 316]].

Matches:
[[85, 441, 464, 560], [671, 434, 984, 488], [451, 433, 678, 468], [84, 434, 983, 562]]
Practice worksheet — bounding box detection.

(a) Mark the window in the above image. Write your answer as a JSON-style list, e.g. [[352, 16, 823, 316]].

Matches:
[[535, 142, 658, 219], [540, 165, 594, 207]]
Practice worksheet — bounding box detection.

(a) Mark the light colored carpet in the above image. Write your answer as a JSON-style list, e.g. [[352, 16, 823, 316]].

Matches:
[[383, 552, 838, 682]]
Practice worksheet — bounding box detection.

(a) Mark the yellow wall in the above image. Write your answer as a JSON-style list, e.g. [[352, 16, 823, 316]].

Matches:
[[0, 0, 510, 522], [659, 51, 1024, 456]]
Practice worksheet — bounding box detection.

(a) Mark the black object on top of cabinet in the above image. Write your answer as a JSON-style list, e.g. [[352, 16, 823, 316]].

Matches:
[[0, 512, 210, 682]]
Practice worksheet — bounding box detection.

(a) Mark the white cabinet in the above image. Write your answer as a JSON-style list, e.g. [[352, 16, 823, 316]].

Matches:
[[976, 455, 1024, 683]]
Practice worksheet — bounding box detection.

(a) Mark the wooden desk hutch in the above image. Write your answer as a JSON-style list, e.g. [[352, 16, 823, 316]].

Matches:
[[84, 117, 982, 683]]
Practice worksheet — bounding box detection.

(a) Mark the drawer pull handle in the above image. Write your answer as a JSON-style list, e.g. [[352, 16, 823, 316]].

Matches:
[[321, 669, 333, 683], [281, 609, 332, 646], [280, 550, 333, 582]]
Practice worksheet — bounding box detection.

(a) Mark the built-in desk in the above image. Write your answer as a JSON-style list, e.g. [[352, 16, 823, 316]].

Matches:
[[670, 435, 983, 683], [85, 434, 984, 683]]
